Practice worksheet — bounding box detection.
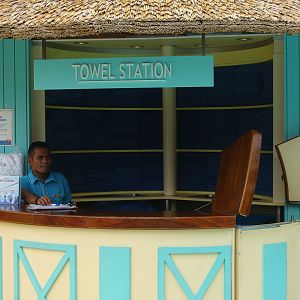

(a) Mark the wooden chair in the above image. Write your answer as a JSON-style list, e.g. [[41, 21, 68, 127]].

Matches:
[[275, 136, 300, 203], [211, 130, 262, 217]]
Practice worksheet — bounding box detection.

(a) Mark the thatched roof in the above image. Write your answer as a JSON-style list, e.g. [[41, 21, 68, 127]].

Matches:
[[0, 0, 299, 39]]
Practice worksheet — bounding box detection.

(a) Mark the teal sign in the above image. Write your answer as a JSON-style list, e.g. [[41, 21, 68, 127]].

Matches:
[[34, 56, 214, 90]]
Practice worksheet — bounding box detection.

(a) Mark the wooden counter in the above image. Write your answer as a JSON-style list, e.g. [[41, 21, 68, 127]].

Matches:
[[0, 204, 236, 229], [2, 205, 296, 299]]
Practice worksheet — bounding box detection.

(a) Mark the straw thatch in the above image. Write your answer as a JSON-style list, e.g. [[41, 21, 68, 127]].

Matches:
[[0, 0, 299, 39]]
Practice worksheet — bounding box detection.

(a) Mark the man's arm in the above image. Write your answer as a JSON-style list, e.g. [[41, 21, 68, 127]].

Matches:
[[21, 188, 52, 205]]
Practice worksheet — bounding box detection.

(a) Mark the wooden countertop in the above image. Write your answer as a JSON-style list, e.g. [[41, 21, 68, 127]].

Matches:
[[0, 205, 236, 229]]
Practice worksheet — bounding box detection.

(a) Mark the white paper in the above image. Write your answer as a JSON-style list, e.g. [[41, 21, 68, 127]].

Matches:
[[26, 204, 77, 210]]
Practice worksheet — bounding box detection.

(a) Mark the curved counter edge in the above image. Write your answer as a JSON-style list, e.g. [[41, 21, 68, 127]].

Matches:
[[0, 205, 236, 229]]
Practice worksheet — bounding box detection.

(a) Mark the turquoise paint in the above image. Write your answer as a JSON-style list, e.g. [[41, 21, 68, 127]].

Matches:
[[284, 35, 300, 140], [14, 240, 77, 300], [0, 237, 2, 300], [3, 39, 15, 111], [284, 35, 300, 221], [100, 247, 131, 300], [158, 246, 232, 300], [34, 56, 214, 90], [3, 40, 16, 152], [14, 40, 30, 155], [0, 41, 4, 154], [0, 42, 3, 108], [0, 39, 30, 158], [263, 242, 287, 300]]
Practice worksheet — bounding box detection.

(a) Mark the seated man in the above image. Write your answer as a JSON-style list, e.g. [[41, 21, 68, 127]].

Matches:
[[21, 141, 71, 205]]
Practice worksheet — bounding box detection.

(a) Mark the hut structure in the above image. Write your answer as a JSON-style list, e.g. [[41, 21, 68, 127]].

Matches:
[[0, 1, 300, 300]]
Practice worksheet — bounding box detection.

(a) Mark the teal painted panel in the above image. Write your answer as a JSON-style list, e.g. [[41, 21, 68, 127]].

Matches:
[[100, 247, 131, 300], [0, 39, 30, 158], [158, 246, 232, 300], [284, 35, 300, 140], [0, 40, 4, 107], [284, 35, 300, 220], [34, 56, 214, 90], [14, 240, 77, 300], [263, 242, 287, 300], [15, 40, 29, 155], [3, 39, 15, 110], [0, 41, 4, 154]]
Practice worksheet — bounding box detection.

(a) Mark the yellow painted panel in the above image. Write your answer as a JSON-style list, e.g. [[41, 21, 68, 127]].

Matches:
[[0, 221, 234, 300], [236, 222, 300, 300]]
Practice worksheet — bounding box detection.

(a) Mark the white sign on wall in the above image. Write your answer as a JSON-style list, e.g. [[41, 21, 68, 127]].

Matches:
[[0, 109, 14, 146]]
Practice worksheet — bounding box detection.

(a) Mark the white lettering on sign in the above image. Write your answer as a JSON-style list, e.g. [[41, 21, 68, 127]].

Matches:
[[72, 62, 172, 82]]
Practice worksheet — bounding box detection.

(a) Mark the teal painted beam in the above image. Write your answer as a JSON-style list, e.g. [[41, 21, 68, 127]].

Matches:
[[0, 41, 4, 108], [0, 41, 4, 154], [100, 247, 131, 300], [284, 34, 300, 140], [0, 39, 30, 159], [284, 35, 300, 220], [263, 242, 287, 300], [15, 40, 30, 155], [3, 39, 15, 110]]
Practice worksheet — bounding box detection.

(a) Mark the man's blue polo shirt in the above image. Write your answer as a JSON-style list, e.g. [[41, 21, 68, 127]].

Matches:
[[21, 170, 71, 204]]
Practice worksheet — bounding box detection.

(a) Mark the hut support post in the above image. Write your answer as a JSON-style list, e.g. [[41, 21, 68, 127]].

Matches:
[[162, 45, 177, 210]]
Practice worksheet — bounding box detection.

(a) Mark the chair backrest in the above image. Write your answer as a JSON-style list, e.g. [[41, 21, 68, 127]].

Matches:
[[212, 130, 262, 216], [275, 136, 300, 203]]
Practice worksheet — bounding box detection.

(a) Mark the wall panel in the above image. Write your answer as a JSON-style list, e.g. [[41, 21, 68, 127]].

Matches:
[[0, 39, 30, 162]]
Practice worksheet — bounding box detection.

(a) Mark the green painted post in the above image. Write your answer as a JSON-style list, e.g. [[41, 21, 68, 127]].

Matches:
[[284, 34, 300, 221]]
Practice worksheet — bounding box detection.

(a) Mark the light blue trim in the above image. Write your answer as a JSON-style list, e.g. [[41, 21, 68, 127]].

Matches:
[[13, 240, 77, 300], [100, 247, 131, 300], [263, 242, 287, 300], [0, 40, 4, 154], [15, 39, 30, 156], [0, 39, 30, 157], [0, 237, 2, 300], [0, 41, 4, 108], [284, 34, 300, 140], [158, 246, 232, 300], [284, 34, 300, 221], [34, 56, 214, 90]]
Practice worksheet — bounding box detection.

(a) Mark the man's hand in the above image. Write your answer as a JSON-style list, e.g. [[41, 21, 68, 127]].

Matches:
[[35, 196, 52, 206]]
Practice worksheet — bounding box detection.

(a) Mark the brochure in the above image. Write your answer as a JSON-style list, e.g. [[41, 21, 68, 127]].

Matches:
[[0, 175, 20, 205]]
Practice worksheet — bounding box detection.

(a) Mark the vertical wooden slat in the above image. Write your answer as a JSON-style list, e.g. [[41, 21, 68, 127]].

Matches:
[[3, 39, 15, 154], [15, 40, 29, 155], [0, 40, 4, 107], [284, 34, 300, 221], [0, 39, 30, 161], [0, 40, 4, 154], [3, 39, 15, 110], [284, 35, 300, 140]]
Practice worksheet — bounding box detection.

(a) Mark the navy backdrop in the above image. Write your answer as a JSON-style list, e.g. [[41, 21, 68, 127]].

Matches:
[[46, 61, 273, 197]]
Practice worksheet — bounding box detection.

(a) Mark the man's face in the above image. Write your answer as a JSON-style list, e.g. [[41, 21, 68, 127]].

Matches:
[[28, 147, 51, 178]]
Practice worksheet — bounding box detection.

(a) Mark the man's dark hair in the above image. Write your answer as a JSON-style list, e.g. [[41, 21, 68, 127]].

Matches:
[[28, 141, 50, 156]]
